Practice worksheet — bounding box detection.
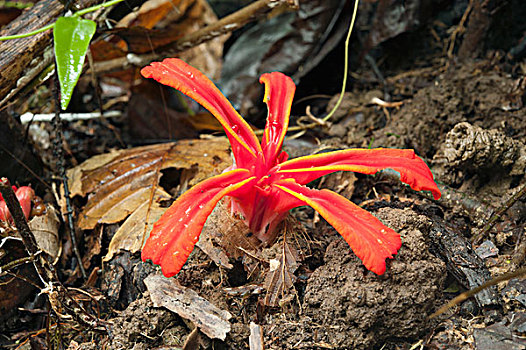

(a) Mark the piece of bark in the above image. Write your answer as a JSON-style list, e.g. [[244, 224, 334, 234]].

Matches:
[[144, 273, 232, 340], [0, 0, 98, 107], [249, 322, 265, 350], [427, 212, 500, 310]]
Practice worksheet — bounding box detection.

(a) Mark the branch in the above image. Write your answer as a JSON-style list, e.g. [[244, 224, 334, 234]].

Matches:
[[92, 0, 299, 74]]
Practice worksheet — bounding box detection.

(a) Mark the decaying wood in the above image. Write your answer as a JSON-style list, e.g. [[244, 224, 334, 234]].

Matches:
[[457, 0, 506, 60], [427, 211, 500, 311], [144, 273, 232, 341], [0, 0, 98, 108]]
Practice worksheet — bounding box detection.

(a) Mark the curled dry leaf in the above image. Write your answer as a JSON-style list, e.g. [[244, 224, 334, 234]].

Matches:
[[28, 205, 60, 261], [263, 238, 299, 307], [68, 139, 231, 231], [144, 273, 232, 340], [196, 199, 263, 271]]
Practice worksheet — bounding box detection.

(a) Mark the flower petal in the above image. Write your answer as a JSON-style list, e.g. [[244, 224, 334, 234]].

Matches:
[[141, 58, 262, 167], [273, 180, 402, 275], [260, 72, 296, 167], [276, 148, 441, 200], [142, 169, 255, 277]]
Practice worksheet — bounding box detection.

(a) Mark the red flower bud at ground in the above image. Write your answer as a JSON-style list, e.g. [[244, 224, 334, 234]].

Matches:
[[0, 185, 35, 223]]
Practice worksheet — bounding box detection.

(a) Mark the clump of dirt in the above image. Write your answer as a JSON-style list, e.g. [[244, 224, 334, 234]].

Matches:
[[263, 207, 446, 349], [434, 122, 526, 193], [372, 60, 525, 158]]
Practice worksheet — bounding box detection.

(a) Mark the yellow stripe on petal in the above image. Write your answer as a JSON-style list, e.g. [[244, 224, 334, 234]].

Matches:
[[276, 148, 441, 200], [142, 169, 255, 277], [260, 72, 296, 167], [274, 181, 401, 275]]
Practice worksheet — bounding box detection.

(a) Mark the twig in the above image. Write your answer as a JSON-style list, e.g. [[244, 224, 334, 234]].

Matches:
[[0, 178, 52, 283], [0, 179, 108, 332], [472, 183, 526, 244], [52, 74, 87, 279], [92, 0, 300, 74], [20, 111, 122, 124], [0, 256, 34, 276], [430, 266, 526, 319]]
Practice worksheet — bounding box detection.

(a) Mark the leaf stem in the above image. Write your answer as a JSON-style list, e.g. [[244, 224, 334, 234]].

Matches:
[[322, 0, 360, 122], [73, 0, 124, 17], [0, 0, 125, 41], [0, 23, 54, 41]]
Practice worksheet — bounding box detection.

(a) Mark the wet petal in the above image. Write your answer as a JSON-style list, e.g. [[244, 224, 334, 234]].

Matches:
[[274, 180, 402, 275], [276, 148, 441, 200], [260, 72, 296, 167], [142, 169, 255, 277], [141, 58, 262, 167]]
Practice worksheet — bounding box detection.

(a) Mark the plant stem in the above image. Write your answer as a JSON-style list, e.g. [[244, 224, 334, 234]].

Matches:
[[0, 23, 54, 41], [323, 0, 360, 122], [73, 0, 124, 16]]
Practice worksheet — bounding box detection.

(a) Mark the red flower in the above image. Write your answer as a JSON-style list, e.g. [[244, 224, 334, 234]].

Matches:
[[140, 59, 441, 277]]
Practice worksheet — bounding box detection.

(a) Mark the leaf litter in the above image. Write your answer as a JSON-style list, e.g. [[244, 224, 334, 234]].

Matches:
[[67, 138, 231, 258]]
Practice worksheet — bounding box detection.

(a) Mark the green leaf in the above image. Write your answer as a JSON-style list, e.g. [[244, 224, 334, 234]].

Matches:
[[53, 16, 96, 110]]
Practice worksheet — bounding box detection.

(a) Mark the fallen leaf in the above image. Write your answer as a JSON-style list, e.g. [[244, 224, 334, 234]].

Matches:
[[29, 205, 60, 260], [144, 273, 232, 340], [67, 139, 231, 230], [263, 238, 299, 307], [104, 188, 171, 262], [196, 199, 262, 270]]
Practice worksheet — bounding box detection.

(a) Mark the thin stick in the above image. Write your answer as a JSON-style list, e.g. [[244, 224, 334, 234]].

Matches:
[[430, 266, 526, 319], [472, 183, 526, 244], [0, 178, 51, 283], [52, 74, 87, 279], [92, 0, 299, 74]]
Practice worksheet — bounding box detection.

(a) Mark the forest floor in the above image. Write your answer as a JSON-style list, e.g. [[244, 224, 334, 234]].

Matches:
[[1, 1, 526, 349]]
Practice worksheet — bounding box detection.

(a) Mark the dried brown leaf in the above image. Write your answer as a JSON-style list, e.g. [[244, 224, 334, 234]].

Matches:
[[104, 189, 170, 262], [67, 139, 230, 230], [29, 205, 60, 260], [197, 199, 262, 270], [263, 239, 299, 307], [144, 273, 232, 340]]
